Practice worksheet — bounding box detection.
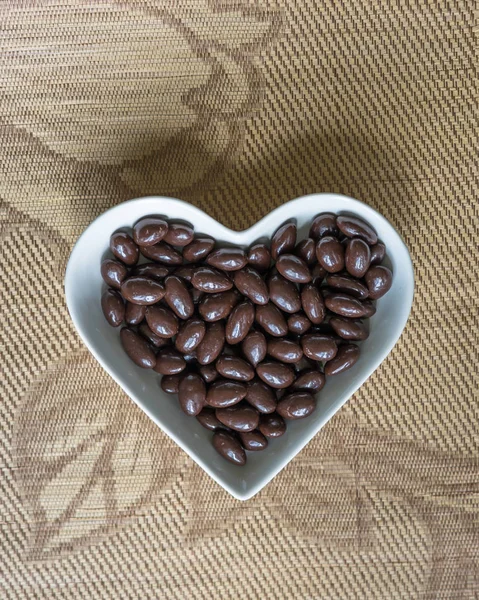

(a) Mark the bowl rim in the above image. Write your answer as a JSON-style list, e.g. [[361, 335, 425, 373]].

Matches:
[[65, 193, 415, 500]]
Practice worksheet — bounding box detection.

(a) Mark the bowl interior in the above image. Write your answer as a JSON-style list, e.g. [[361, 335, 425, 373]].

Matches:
[[65, 194, 414, 500]]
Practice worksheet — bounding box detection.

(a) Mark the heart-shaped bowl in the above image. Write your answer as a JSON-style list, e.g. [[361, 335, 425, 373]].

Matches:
[[65, 193, 414, 500]]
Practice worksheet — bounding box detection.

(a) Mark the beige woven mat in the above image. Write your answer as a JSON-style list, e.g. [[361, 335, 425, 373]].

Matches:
[[1, 1, 478, 598]]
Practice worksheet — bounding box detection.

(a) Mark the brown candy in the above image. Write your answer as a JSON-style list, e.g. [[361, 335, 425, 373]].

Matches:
[[337, 215, 378, 245], [101, 258, 128, 289], [267, 338, 303, 363], [120, 276, 165, 305], [301, 334, 338, 361], [324, 343, 360, 376], [183, 236, 215, 262], [110, 232, 139, 266], [196, 321, 225, 365], [309, 213, 339, 240], [301, 283, 325, 324], [146, 305, 179, 338], [140, 241, 182, 265], [206, 247, 247, 271], [364, 265, 393, 299], [247, 243, 271, 272], [138, 321, 169, 347], [199, 289, 240, 322], [276, 254, 312, 283], [370, 241, 386, 265], [234, 267, 269, 305], [173, 265, 195, 282], [120, 328, 156, 369], [216, 355, 255, 382], [154, 347, 186, 375], [316, 236, 344, 273], [329, 317, 368, 341], [199, 363, 219, 383], [132, 263, 170, 281], [207, 380, 248, 408], [255, 302, 288, 337], [325, 293, 371, 318], [125, 302, 146, 325], [256, 361, 295, 389], [133, 217, 168, 246], [245, 379, 277, 413], [164, 222, 194, 247], [196, 407, 222, 431], [216, 404, 259, 432], [226, 300, 255, 344], [212, 431, 246, 465], [269, 273, 301, 314], [311, 263, 327, 285], [175, 318, 206, 353], [294, 237, 316, 264], [287, 312, 312, 335], [101, 289, 125, 327], [271, 222, 296, 260], [326, 274, 369, 300], [242, 330, 267, 367], [239, 430, 268, 451], [161, 374, 181, 394], [178, 373, 206, 416], [292, 369, 325, 392], [277, 391, 316, 420], [164, 275, 194, 319], [345, 238, 371, 278], [258, 413, 286, 438], [192, 266, 233, 293]]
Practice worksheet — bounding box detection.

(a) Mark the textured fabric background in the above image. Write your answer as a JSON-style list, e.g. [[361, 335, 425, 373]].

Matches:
[[0, 1, 478, 598]]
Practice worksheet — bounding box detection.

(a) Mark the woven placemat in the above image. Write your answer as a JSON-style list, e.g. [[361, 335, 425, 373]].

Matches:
[[1, 1, 478, 598]]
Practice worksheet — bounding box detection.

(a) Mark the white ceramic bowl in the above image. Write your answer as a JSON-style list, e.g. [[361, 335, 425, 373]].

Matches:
[[65, 194, 414, 500]]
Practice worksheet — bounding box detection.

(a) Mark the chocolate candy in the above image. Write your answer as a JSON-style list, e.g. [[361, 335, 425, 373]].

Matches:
[[345, 238, 371, 278], [287, 312, 312, 335], [325, 293, 371, 318], [164, 275, 194, 319], [133, 217, 168, 246], [258, 413, 286, 438], [164, 222, 194, 247], [206, 379, 248, 408], [154, 347, 186, 375], [239, 430, 268, 451], [245, 379, 277, 413], [174, 265, 195, 282], [140, 241, 182, 265], [138, 321, 169, 347], [120, 328, 156, 368], [101, 289, 125, 327], [276, 254, 312, 283], [256, 361, 295, 389], [110, 232, 139, 266], [216, 355, 254, 382], [337, 215, 378, 245], [101, 258, 128, 289], [269, 273, 301, 313], [196, 321, 225, 365], [294, 237, 316, 264], [199, 289, 239, 322], [329, 317, 368, 341], [234, 267, 269, 305], [271, 222, 296, 260], [178, 373, 206, 416], [292, 368, 325, 391], [316, 236, 344, 273], [324, 343, 360, 376], [125, 302, 146, 325], [146, 305, 179, 338], [301, 334, 337, 361], [364, 265, 393, 299], [212, 431, 246, 465], [132, 262, 170, 281], [183, 236, 215, 262], [199, 363, 219, 383], [277, 392, 316, 419], [161, 374, 181, 394], [255, 302, 288, 337], [175, 318, 206, 353], [192, 266, 233, 293], [301, 283, 325, 324], [242, 330, 267, 367], [311, 263, 327, 285], [370, 241, 386, 265], [309, 213, 339, 240], [206, 247, 247, 271], [216, 404, 259, 432], [326, 274, 369, 300], [196, 407, 222, 430], [267, 338, 303, 363], [226, 300, 255, 344], [120, 276, 165, 305], [247, 243, 271, 271]]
